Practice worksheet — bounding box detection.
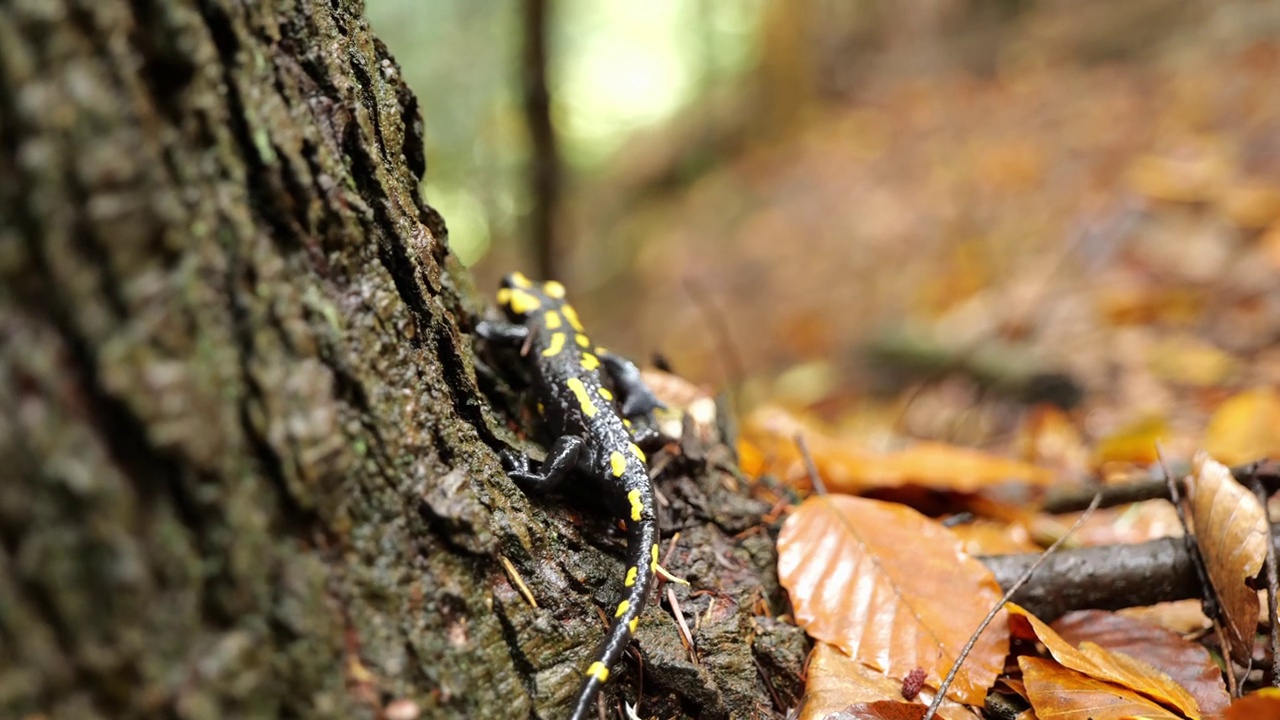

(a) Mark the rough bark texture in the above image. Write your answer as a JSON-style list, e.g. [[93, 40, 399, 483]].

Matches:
[[0, 1, 802, 719]]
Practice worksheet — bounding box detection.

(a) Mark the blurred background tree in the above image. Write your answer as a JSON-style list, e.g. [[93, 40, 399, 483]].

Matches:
[[370, 0, 1280, 427]]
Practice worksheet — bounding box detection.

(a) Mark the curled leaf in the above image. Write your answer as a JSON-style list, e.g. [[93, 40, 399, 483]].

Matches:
[[1020, 656, 1184, 720], [1188, 452, 1267, 665], [1053, 610, 1228, 716], [1007, 604, 1200, 718]]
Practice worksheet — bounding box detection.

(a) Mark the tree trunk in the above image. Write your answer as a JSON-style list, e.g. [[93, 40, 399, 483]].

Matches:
[[0, 1, 801, 719]]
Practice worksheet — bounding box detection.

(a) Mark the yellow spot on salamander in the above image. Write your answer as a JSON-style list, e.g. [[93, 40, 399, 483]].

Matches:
[[506, 288, 541, 314], [615, 600, 630, 617], [630, 444, 646, 462], [509, 272, 532, 288], [628, 618, 638, 633], [580, 353, 600, 371], [595, 346, 608, 355], [541, 332, 565, 357], [598, 387, 613, 401], [586, 661, 609, 683], [575, 334, 590, 348], [543, 280, 566, 298], [623, 418, 632, 428], [496, 288, 512, 306], [566, 378, 598, 417], [543, 311, 562, 329], [650, 544, 659, 572], [610, 452, 626, 478], [562, 304, 584, 331], [624, 566, 638, 587], [537, 402, 545, 415], [627, 489, 643, 521]]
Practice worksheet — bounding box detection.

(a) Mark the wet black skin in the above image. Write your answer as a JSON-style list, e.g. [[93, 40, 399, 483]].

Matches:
[[476, 273, 665, 720]]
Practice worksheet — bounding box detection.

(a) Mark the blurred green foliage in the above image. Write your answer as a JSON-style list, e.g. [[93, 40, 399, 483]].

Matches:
[[367, 0, 762, 267]]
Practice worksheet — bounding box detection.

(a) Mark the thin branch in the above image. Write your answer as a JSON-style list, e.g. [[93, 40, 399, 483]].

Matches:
[[794, 433, 827, 496], [923, 492, 1102, 720]]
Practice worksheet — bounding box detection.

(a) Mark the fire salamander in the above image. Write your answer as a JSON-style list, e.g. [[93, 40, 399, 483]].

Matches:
[[477, 272, 667, 720]]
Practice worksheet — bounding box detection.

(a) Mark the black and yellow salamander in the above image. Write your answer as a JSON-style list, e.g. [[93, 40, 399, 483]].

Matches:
[[476, 272, 668, 720]]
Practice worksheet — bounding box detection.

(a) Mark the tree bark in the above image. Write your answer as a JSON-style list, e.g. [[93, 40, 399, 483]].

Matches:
[[0, 1, 801, 719]]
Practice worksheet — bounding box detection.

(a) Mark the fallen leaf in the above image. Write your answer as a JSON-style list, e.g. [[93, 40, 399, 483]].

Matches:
[[1126, 146, 1230, 204], [798, 643, 978, 720], [745, 406, 1052, 494], [1187, 452, 1267, 665], [1015, 405, 1090, 478], [778, 495, 1008, 705], [1147, 335, 1237, 387], [1006, 604, 1200, 718], [1221, 688, 1280, 720], [1019, 656, 1184, 720], [1052, 610, 1228, 716], [1092, 416, 1169, 466], [949, 518, 1041, 556], [1202, 388, 1280, 465], [1219, 182, 1280, 229]]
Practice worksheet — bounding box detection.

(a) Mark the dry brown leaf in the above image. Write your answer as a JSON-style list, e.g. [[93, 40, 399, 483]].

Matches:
[[798, 643, 978, 720], [1117, 600, 1210, 636], [745, 406, 1051, 494], [1188, 452, 1268, 665], [949, 519, 1040, 556], [1015, 405, 1090, 478], [1219, 183, 1280, 229], [1007, 604, 1199, 718], [1147, 335, 1237, 387], [1019, 656, 1185, 720], [1052, 610, 1228, 716], [1203, 388, 1280, 465], [1092, 416, 1169, 466], [1126, 147, 1230, 204], [1221, 689, 1280, 720], [778, 495, 1007, 705]]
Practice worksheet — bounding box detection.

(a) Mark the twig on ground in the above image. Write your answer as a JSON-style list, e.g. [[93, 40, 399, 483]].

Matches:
[[794, 434, 827, 496], [922, 491, 1103, 720]]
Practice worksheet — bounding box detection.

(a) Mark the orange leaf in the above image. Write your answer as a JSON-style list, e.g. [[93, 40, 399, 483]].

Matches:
[[778, 496, 1008, 705], [1006, 605, 1200, 718], [745, 406, 1051, 494], [1203, 388, 1280, 465], [1052, 610, 1228, 716], [798, 643, 978, 720], [1093, 416, 1169, 466], [1188, 452, 1268, 665], [1019, 656, 1184, 720], [1222, 689, 1280, 720], [1015, 405, 1089, 478]]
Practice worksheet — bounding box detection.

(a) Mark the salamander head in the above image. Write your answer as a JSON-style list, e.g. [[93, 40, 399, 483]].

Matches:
[[496, 272, 568, 323]]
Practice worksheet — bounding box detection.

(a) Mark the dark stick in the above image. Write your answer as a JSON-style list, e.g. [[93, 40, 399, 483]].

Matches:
[[1041, 459, 1280, 514], [980, 532, 1212, 621]]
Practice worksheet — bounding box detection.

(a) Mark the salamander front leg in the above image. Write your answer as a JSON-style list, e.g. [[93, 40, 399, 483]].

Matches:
[[598, 350, 664, 419], [502, 435, 584, 492], [476, 320, 530, 345]]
